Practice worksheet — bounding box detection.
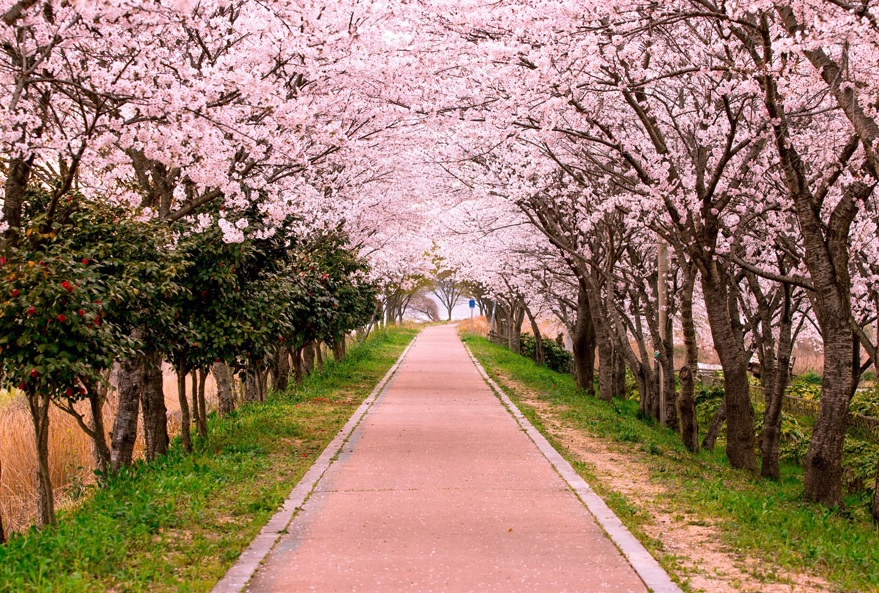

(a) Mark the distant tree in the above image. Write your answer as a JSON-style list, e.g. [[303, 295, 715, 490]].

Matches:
[[407, 292, 440, 322]]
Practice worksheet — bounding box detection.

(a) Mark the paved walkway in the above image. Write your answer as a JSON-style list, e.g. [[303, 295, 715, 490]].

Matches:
[[243, 325, 664, 592]]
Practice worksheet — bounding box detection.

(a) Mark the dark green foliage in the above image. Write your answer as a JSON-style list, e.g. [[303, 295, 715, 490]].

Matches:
[[518, 333, 573, 374], [0, 196, 179, 403]]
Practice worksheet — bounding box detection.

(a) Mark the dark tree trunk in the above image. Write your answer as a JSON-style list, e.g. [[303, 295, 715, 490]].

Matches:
[[176, 364, 192, 453], [661, 309, 679, 430], [303, 341, 316, 375], [140, 352, 168, 461], [508, 302, 525, 353], [804, 328, 858, 505], [112, 358, 142, 470], [213, 362, 236, 415], [702, 402, 726, 452], [761, 291, 795, 480], [679, 268, 700, 452], [611, 348, 627, 398], [2, 156, 33, 243], [572, 282, 596, 394], [190, 370, 201, 439], [243, 371, 261, 402], [757, 54, 864, 505], [332, 336, 346, 362], [315, 341, 324, 372], [197, 368, 208, 439], [595, 328, 615, 403], [700, 269, 757, 472], [88, 390, 111, 473], [524, 305, 544, 365], [292, 347, 304, 383], [272, 347, 291, 392], [26, 391, 54, 527]]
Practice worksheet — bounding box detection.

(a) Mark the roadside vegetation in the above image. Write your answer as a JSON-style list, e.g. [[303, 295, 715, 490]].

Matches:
[[464, 334, 879, 593], [0, 327, 416, 593]]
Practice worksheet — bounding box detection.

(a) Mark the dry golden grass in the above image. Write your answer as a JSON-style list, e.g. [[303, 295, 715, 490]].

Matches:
[[0, 365, 218, 535], [0, 394, 97, 534]]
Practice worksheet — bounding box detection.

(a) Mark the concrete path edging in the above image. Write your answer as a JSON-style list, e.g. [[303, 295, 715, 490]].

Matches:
[[211, 333, 420, 593], [464, 344, 683, 593]]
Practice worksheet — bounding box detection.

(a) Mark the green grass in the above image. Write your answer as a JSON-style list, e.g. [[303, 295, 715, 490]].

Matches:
[[0, 327, 418, 593], [463, 334, 879, 593]]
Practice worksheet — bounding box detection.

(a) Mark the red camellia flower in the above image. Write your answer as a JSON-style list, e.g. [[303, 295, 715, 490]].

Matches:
[[18, 383, 25, 390], [79, 386, 86, 395], [66, 387, 74, 397], [81, 258, 89, 265], [62, 281, 74, 292], [200, 290, 208, 298], [57, 314, 66, 322], [0, 257, 6, 265], [78, 309, 85, 316], [94, 317, 101, 327], [30, 368, 38, 377], [27, 306, 36, 315], [11, 289, 19, 297]]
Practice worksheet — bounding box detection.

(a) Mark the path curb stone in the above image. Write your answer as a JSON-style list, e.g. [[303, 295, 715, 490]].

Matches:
[[211, 333, 419, 593], [464, 344, 683, 593]]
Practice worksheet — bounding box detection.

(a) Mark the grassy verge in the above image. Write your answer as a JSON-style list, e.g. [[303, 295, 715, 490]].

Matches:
[[0, 327, 418, 593], [463, 334, 879, 593]]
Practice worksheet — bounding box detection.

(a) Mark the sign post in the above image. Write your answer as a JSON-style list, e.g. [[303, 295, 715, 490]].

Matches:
[[469, 299, 476, 332]]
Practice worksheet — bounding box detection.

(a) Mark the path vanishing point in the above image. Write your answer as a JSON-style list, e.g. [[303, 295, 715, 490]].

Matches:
[[214, 325, 682, 593]]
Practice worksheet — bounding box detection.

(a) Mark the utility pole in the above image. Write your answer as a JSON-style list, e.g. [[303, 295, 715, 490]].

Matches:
[[657, 239, 669, 426]]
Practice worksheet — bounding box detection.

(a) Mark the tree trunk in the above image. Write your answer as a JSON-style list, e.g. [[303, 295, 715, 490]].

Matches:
[[679, 268, 700, 452], [700, 269, 757, 472], [176, 364, 192, 453], [197, 368, 208, 439], [702, 402, 726, 452], [804, 328, 858, 505], [213, 362, 236, 415], [333, 336, 346, 362], [761, 292, 795, 480], [524, 305, 544, 365], [190, 370, 201, 440], [244, 371, 261, 402], [612, 347, 627, 398], [26, 391, 54, 527], [303, 341, 316, 375], [572, 282, 596, 394], [88, 390, 111, 473], [315, 341, 324, 372], [662, 309, 679, 430], [140, 352, 168, 461], [292, 347, 304, 383], [272, 347, 291, 392], [595, 329, 615, 403], [2, 156, 33, 243], [111, 358, 141, 471]]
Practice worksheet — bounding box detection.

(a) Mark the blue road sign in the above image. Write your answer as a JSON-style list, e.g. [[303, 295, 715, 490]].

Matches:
[[469, 299, 476, 308]]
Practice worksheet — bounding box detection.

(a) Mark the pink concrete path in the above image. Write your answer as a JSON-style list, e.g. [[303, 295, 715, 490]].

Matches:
[[246, 325, 652, 593]]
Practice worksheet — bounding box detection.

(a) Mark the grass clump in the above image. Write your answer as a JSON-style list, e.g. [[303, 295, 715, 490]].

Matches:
[[0, 327, 417, 593], [463, 334, 879, 593]]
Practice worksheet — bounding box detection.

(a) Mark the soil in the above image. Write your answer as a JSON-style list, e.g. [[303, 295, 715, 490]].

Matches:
[[503, 375, 832, 593]]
